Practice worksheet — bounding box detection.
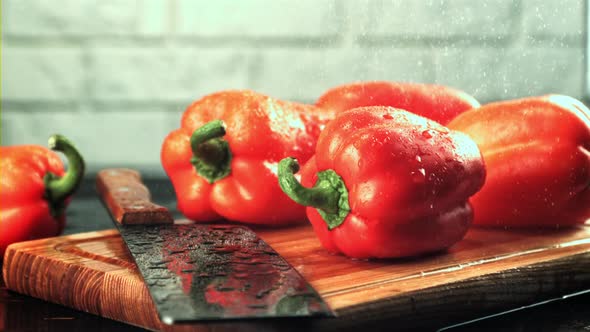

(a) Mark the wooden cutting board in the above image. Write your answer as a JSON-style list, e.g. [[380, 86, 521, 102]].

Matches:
[[3, 223, 590, 332]]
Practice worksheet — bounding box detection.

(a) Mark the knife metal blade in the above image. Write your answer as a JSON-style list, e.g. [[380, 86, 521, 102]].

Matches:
[[96, 168, 332, 324]]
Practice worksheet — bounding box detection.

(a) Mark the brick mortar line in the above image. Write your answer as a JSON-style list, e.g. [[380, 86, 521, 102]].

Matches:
[[3, 36, 581, 50], [3, 41, 582, 53], [1, 98, 317, 110], [1, 101, 185, 111], [2, 36, 346, 48]]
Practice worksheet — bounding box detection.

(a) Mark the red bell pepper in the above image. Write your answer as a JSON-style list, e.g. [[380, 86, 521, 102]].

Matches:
[[316, 81, 480, 125], [0, 134, 85, 258], [448, 95, 590, 227], [161, 90, 333, 225], [278, 106, 486, 259]]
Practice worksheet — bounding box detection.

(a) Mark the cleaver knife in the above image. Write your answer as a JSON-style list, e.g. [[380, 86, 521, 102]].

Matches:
[[96, 168, 332, 324]]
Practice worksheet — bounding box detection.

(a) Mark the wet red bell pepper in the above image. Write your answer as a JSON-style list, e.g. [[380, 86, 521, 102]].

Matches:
[[0, 134, 85, 258], [161, 90, 333, 225], [278, 106, 486, 259], [316, 81, 480, 125], [448, 95, 590, 227]]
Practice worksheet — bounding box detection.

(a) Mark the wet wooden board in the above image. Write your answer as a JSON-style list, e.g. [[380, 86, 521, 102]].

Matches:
[[3, 223, 590, 332]]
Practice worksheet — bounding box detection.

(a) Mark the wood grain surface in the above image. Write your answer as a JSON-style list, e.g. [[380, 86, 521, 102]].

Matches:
[[3, 223, 590, 332], [96, 169, 173, 225]]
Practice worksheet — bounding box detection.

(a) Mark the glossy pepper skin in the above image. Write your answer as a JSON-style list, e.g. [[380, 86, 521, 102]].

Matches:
[[161, 90, 333, 225], [0, 135, 85, 258], [278, 106, 486, 259], [316, 81, 480, 125], [448, 95, 590, 227]]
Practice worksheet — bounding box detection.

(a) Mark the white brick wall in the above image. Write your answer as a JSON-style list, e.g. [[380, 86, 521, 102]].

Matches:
[[5, 0, 168, 37], [3, 47, 85, 101], [249, 49, 434, 101], [89, 48, 252, 102], [2, 0, 587, 175], [176, 0, 342, 38], [359, 0, 519, 41], [435, 47, 585, 101], [523, 0, 585, 42]]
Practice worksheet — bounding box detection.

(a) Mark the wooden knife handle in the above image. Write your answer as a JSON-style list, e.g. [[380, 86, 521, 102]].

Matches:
[[96, 168, 174, 225]]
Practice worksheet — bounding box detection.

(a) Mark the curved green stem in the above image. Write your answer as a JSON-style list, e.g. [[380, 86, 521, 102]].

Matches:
[[278, 157, 350, 230], [44, 134, 85, 215], [190, 120, 232, 183], [278, 158, 339, 212]]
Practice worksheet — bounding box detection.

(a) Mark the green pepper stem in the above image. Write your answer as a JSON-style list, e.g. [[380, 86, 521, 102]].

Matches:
[[44, 134, 85, 206], [278, 157, 340, 213], [190, 120, 232, 183], [278, 157, 350, 229], [191, 120, 226, 156]]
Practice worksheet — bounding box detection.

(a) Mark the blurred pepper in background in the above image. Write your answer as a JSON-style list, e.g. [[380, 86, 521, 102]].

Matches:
[[316, 81, 480, 125], [448, 95, 590, 227], [0, 134, 85, 258]]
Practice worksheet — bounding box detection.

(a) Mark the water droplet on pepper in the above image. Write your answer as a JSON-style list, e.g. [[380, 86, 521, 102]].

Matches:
[[411, 168, 426, 183], [421, 130, 433, 139]]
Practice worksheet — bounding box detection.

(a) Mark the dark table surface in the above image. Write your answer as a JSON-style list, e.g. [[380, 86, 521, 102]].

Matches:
[[1, 178, 590, 332]]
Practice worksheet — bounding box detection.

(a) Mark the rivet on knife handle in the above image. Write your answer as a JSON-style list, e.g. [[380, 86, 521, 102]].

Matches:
[[96, 168, 173, 225]]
